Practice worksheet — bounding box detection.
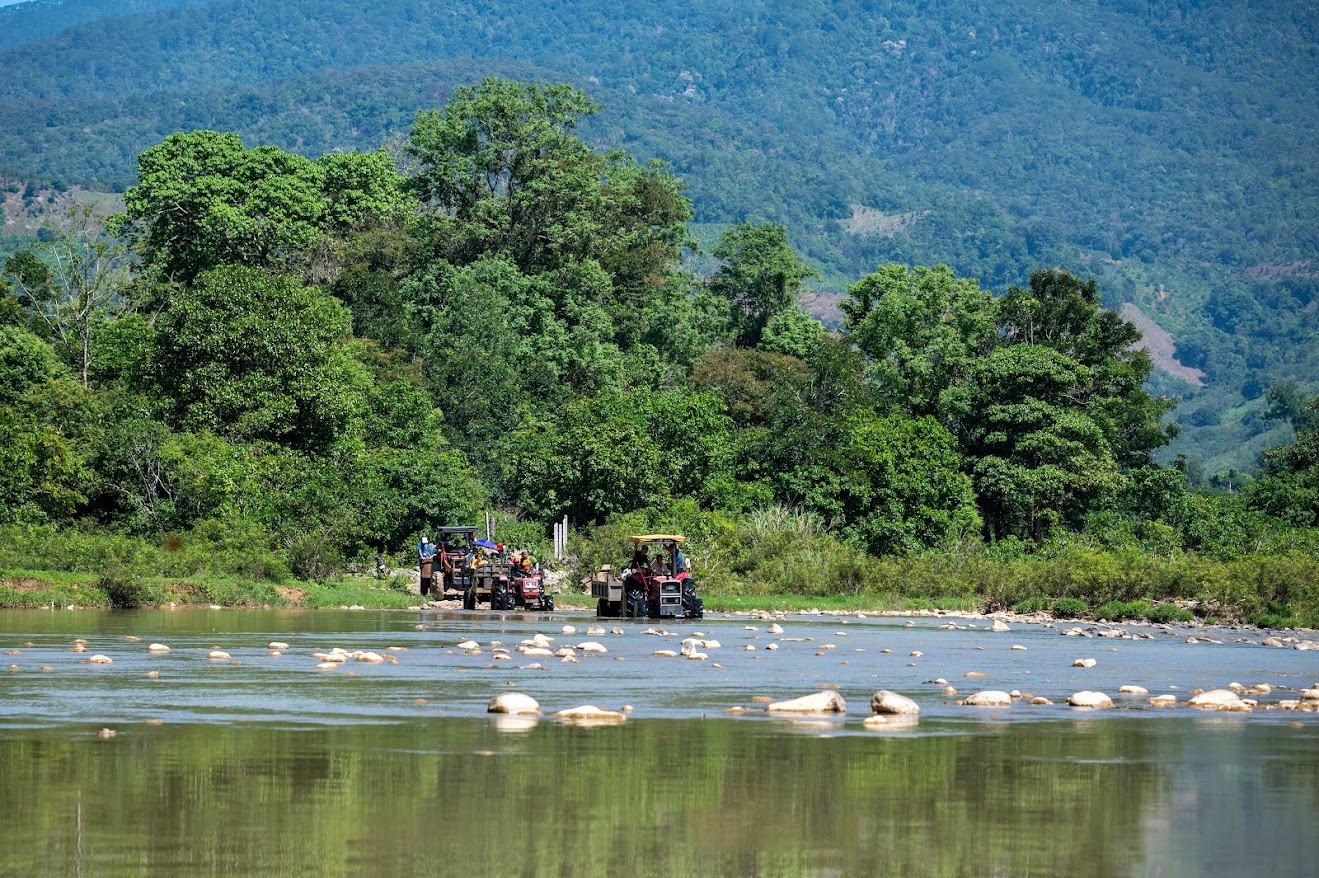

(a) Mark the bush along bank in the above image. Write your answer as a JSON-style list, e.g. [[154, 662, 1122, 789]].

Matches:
[[3, 514, 1318, 627]]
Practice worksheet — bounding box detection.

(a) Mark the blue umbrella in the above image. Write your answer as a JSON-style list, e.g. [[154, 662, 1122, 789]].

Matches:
[[474, 539, 498, 549]]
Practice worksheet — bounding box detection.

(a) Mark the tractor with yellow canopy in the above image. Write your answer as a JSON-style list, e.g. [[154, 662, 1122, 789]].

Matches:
[[591, 534, 702, 619]]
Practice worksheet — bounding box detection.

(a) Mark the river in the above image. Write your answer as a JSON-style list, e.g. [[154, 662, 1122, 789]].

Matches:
[[1, 608, 1316, 876]]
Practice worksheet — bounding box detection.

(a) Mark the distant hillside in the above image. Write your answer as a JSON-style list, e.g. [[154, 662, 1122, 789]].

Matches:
[[0, 0, 191, 48], [0, 0, 1315, 473]]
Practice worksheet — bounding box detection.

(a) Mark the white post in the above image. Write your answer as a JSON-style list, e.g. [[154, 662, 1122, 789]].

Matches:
[[562, 515, 568, 560]]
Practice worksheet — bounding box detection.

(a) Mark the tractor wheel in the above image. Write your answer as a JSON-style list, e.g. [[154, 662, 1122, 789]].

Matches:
[[463, 588, 476, 611], [596, 598, 608, 617], [420, 574, 430, 597]]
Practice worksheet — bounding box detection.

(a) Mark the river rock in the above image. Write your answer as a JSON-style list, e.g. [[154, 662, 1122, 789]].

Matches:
[[555, 705, 626, 723], [991, 620, 1011, 632], [530, 634, 553, 648], [653, 649, 678, 657], [1011, 645, 1028, 651], [870, 690, 920, 716], [1149, 694, 1177, 706], [576, 641, 607, 654], [1068, 691, 1114, 708], [1295, 640, 1319, 651], [1299, 688, 1319, 701], [862, 715, 888, 729], [457, 640, 480, 650], [766, 691, 847, 714], [964, 691, 1012, 707], [207, 650, 230, 660], [766, 643, 779, 651], [686, 652, 709, 661], [147, 643, 170, 653], [1187, 689, 1251, 711], [88, 654, 113, 664], [586, 625, 606, 636], [269, 641, 290, 650], [1073, 658, 1097, 668], [1119, 685, 1149, 695], [561, 625, 576, 635], [488, 693, 541, 715], [355, 652, 384, 663], [1262, 637, 1284, 647], [767, 623, 784, 634], [1030, 697, 1052, 705], [521, 647, 554, 657]]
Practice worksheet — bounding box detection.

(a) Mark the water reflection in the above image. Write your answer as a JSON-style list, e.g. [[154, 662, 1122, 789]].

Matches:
[[3, 608, 1319, 876], [1, 718, 1316, 877]]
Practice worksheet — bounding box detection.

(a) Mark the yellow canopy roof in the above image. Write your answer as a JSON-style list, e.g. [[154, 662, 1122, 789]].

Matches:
[[631, 534, 685, 544]]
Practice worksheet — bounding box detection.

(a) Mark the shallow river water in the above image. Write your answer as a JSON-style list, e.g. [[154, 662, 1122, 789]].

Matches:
[[1, 608, 1317, 877]]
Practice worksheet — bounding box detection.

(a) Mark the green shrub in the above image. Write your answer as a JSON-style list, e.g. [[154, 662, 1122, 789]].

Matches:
[[1012, 595, 1052, 614], [1144, 603, 1195, 624], [1093, 600, 1148, 621], [1052, 597, 1089, 618]]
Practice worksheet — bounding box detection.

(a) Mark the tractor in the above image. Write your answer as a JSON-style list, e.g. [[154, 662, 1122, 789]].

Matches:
[[420, 526, 478, 599], [592, 534, 702, 619]]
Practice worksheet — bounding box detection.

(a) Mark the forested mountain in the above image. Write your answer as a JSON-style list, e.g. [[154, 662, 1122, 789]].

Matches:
[[0, 0, 191, 48], [0, 0, 1316, 472], [3, 77, 1318, 624]]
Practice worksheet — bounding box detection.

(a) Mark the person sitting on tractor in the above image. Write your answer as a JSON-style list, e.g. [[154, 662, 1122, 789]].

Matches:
[[418, 536, 436, 564], [665, 540, 686, 575]]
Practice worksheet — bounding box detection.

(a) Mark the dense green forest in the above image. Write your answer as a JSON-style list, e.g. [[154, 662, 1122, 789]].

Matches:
[[2, 80, 1317, 623], [0, 0, 1315, 473]]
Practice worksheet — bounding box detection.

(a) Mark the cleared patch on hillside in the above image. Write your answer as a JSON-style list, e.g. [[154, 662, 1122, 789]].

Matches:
[[2, 182, 121, 237], [1246, 259, 1316, 281], [837, 204, 923, 237], [1120, 302, 1205, 387], [800, 290, 847, 328]]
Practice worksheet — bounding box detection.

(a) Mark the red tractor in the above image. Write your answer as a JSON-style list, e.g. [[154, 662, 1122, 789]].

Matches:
[[592, 534, 702, 619], [510, 566, 554, 611]]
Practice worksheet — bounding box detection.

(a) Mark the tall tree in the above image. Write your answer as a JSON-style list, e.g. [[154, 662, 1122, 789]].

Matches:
[[119, 130, 403, 283], [844, 264, 1175, 541], [709, 222, 818, 348], [3, 205, 131, 386], [1246, 393, 1319, 527], [147, 265, 368, 448]]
